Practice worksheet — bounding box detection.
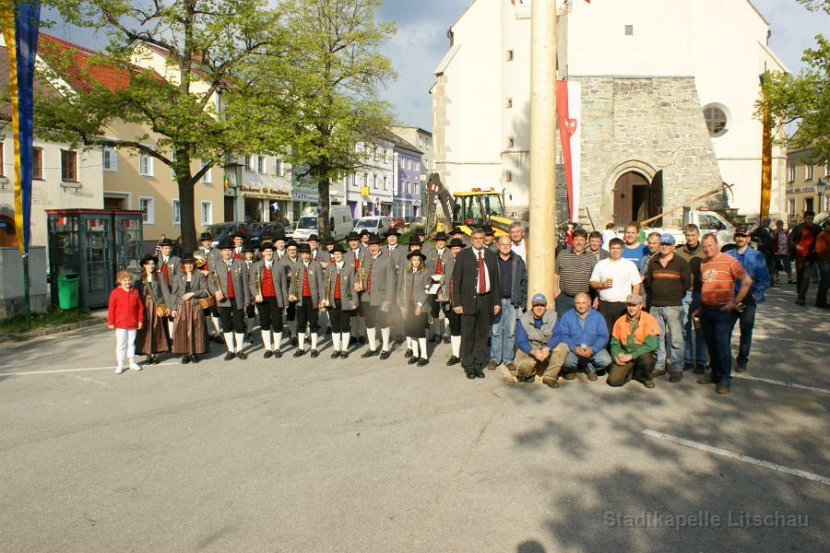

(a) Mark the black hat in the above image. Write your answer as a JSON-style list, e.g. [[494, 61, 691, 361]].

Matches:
[[734, 224, 750, 235], [259, 241, 275, 252], [218, 238, 234, 250], [367, 234, 382, 245], [359, 229, 370, 237], [232, 231, 245, 239], [385, 228, 400, 237], [347, 231, 360, 241], [407, 250, 426, 261], [450, 227, 464, 235], [483, 225, 495, 236], [408, 235, 422, 246], [323, 238, 334, 246], [140, 255, 158, 266], [434, 232, 449, 242], [274, 232, 286, 242], [415, 227, 426, 235], [448, 238, 466, 248], [308, 234, 319, 242], [297, 243, 311, 253], [199, 232, 212, 241], [159, 238, 175, 247], [331, 244, 346, 254], [285, 239, 298, 248], [181, 257, 195, 265], [241, 244, 254, 253]]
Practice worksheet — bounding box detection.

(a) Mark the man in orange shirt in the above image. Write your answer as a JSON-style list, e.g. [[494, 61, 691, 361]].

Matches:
[[608, 295, 660, 388], [695, 234, 753, 394]]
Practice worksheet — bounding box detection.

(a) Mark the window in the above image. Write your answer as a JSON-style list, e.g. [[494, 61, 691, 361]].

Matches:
[[257, 155, 266, 174], [172, 199, 181, 225], [373, 174, 377, 189], [787, 198, 795, 215], [506, 98, 513, 109], [245, 155, 255, 171], [103, 147, 117, 172], [507, 137, 515, 148], [139, 197, 155, 224], [505, 171, 513, 183], [139, 153, 154, 176], [384, 176, 388, 190], [201, 201, 213, 225], [61, 149, 78, 181], [703, 105, 728, 137], [805, 164, 814, 180], [625, 25, 634, 36], [201, 159, 212, 183], [788, 163, 796, 183], [506, 49, 514, 62], [32, 147, 43, 179], [274, 158, 284, 177]]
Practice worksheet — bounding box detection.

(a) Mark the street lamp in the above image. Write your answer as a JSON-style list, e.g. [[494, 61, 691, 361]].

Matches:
[[817, 179, 827, 212], [224, 157, 244, 222]]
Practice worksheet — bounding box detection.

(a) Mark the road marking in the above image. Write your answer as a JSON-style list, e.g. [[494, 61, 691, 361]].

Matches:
[[0, 363, 178, 377], [642, 430, 830, 486], [732, 374, 830, 395], [749, 334, 830, 347]]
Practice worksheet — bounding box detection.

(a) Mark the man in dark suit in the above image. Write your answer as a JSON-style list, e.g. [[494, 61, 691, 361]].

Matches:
[[452, 227, 501, 379]]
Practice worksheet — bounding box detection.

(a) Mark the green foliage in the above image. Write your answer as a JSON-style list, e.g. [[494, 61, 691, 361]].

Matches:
[[0, 306, 91, 336], [240, 0, 396, 238], [759, 34, 830, 166], [35, 0, 284, 252], [797, 0, 830, 14]]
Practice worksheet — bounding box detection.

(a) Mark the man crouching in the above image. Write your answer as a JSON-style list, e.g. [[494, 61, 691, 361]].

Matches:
[[608, 294, 660, 388], [513, 293, 569, 388]]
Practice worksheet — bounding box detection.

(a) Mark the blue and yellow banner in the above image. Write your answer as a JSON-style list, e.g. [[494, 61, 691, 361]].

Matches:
[[1, 1, 41, 254]]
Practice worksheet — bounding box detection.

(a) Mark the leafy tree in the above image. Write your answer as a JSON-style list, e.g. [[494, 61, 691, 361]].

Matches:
[[245, 0, 396, 240], [797, 0, 830, 13], [35, 0, 282, 253]]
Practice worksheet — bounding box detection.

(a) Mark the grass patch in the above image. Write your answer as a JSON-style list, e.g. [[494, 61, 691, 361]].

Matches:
[[0, 306, 92, 335]]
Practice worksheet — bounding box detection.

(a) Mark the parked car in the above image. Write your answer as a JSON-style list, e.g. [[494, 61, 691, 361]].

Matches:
[[248, 222, 286, 248], [292, 205, 353, 242], [353, 216, 392, 236], [389, 218, 406, 231], [205, 222, 251, 248]]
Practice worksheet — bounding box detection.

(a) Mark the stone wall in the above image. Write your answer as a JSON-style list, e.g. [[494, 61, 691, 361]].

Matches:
[[576, 76, 723, 228]]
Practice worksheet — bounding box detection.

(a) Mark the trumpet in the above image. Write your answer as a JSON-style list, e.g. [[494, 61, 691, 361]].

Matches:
[[193, 250, 207, 268]]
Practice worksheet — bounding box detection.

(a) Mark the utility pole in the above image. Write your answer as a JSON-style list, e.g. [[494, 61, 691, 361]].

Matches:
[[528, 0, 558, 304]]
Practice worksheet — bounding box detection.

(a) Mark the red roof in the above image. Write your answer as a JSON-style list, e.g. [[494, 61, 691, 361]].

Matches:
[[38, 33, 146, 93]]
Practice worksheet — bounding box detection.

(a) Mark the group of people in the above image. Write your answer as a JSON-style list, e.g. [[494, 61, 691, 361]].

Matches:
[[107, 211, 827, 394]]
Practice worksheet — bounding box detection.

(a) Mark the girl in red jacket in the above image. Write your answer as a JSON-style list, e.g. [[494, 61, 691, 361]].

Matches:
[[107, 271, 145, 374]]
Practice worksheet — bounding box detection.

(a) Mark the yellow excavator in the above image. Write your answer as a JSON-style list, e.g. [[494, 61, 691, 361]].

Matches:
[[423, 173, 515, 236]]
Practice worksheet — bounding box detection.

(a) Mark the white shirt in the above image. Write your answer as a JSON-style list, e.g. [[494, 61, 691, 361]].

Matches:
[[590, 258, 642, 302], [601, 230, 618, 251], [511, 239, 526, 262], [472, 248, 491, 293]]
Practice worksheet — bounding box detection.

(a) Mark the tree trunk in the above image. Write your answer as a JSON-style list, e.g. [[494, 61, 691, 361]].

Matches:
[[318, 175, 331, 241], [177, 152, 198, 255]]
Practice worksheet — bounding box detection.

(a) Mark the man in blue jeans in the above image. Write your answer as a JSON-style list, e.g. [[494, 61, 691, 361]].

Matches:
[[551, 292, 612, 381], [677, 224, 709, 373], [489, 236, 528, 372], [726, 225, 770, 372]]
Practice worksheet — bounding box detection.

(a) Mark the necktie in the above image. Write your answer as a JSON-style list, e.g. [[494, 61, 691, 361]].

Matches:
[[478, 251, 486, 294], [436, 257, 443, 275], [367, 260, 373, 293]]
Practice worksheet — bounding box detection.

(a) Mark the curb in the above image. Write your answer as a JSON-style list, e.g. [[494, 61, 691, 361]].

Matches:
[[0, 317, 107, 343]]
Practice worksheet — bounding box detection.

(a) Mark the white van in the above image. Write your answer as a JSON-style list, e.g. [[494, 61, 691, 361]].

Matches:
[[293, 205, 353, 242]]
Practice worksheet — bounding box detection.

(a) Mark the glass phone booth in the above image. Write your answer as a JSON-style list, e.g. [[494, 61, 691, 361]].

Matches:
[[46, 209, 144, 309]]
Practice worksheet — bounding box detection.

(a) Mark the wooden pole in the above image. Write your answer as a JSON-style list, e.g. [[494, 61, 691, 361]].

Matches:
[[528, 0, 558, 305]]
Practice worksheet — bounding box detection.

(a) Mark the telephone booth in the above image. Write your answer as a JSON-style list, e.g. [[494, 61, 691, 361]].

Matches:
[[46, 209, 143, 309]]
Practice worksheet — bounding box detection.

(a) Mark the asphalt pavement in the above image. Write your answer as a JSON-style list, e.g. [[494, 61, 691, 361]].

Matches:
[[0, 283, 827, 553]]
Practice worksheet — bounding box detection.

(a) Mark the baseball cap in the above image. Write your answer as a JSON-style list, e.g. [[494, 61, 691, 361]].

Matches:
[[625, 294, 643, 305], [659, 233, 676, 245], [531, 293, 547, 306]]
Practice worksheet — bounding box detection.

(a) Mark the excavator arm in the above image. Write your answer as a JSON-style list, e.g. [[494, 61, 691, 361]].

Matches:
[[424, 173, 455, 235]]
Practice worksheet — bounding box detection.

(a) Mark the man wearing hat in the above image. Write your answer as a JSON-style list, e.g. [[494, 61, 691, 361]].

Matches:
[[323, 244, 359, 358], [250, 242, 289, 358], [450, 226, 470, 248], [287, 243, 324, 357], [451, 227, 502, 379], [273, 233, 287, 260], [415, 227, 435, 256], [426, 232, 452, 343], [644, 233, 691, 382], [360, 234, 397, 359], [158, 238, 181, 337], [279, 240, 301, 344], [482, 225, 498, 253], [514, 293, 569, 387], [344, 231, 368, 345], [208, 238, 251, 360], [607, 294, 660, 388], [725, 224, 770, 372], [383, 228, 407, 344], [240, 243, 257, 343], [407, 235, 423, 252], [308, 234, 321, 261], [358, 229, 371, 250], [444, 238, 466, 365]]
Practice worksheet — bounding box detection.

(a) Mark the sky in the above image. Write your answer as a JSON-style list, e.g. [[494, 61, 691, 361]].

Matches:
[[376, 0, 830, 131]]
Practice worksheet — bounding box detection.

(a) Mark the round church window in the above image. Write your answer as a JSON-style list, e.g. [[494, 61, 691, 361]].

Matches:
[[703, 105, 728, 137]]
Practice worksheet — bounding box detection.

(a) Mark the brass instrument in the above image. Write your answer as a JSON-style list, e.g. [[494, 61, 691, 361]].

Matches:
[[255, 266, 262, 295], [211, 270, 223, 300], [356, 255, 365, 292], [292, 263, 301, 299], [193, 250, 207, 268]]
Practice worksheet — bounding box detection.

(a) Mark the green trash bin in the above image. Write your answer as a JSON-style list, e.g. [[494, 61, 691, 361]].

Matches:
[[57, 273, 80, 310]]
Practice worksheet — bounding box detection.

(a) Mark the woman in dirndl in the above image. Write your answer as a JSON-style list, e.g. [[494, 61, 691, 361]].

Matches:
[[170, 257, 210, 363], [135, 255, 171, 365], [398, 250, 431, 366]]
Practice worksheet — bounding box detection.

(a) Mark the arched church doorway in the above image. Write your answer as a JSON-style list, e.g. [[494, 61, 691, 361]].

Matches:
[[613, 170, 663, 226]]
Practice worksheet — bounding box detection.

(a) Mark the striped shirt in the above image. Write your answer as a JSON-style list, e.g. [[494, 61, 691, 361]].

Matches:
[[701, 253, 746, 306], [555, 249, 597, 296]]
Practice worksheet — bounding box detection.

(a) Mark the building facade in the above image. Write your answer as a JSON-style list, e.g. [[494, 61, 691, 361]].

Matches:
[[432, 0, 789, 227], [786, 148, 829, 225], [343, 138, 395, 218]]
